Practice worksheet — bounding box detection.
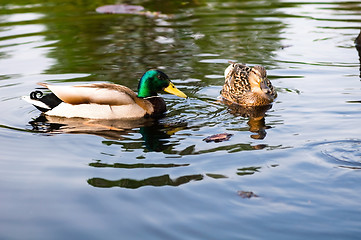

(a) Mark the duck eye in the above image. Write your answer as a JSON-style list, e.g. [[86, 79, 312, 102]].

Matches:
[[252, 69, 261, 77]]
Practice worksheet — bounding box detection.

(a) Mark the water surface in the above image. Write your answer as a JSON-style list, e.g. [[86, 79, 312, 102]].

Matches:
[[1, 0, 361, 239]]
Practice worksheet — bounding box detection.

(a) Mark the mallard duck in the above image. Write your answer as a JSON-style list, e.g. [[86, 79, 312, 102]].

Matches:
[[23, 69, 187, 119], [220, 62, 276, 106]]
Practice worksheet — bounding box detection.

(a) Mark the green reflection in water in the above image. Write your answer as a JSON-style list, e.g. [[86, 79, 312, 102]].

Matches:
[[87, 165, 266, 188], [205, 173, 228, 179], [237, 166, 261, 176], [89, 161, 189, 169], [88, 174, 204, 189], [9, 0, 289, 157], [1, 0, 286, 86]]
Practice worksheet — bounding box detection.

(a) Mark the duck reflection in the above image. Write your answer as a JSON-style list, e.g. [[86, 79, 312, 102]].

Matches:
[[223, 100, 272, 140], [28, 114, 186, 152], [27, 114, 272, 189], [355, 30, 361, 78]]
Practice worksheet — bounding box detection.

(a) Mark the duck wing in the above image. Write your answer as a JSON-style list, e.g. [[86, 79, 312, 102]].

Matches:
[[233, 64, 252, 93], [223, 63, 251, 94], [38, 83, 137, 106]]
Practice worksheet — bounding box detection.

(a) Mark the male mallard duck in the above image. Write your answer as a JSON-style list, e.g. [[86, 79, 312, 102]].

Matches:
[[23, 69, 187, 119], [220, 62, 276, 106]]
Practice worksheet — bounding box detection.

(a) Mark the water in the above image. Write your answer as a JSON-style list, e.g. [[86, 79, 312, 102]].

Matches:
[[1, 0, 361, 239]]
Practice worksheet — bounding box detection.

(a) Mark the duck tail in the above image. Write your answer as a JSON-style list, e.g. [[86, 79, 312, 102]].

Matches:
[[22, 90, 62, 112]]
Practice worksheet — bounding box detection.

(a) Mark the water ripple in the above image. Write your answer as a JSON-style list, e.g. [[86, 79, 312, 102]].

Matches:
[[309, 140, 361, 169]]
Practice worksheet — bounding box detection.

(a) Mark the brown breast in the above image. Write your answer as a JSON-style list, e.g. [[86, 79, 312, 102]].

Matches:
[[144, 96, 167, 118]]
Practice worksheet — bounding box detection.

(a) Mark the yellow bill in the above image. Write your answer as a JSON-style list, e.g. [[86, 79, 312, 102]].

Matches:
[[164, 82, 187, 98]]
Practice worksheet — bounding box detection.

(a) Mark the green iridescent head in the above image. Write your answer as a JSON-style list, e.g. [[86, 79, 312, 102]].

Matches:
[[137, 70, 187, 98]]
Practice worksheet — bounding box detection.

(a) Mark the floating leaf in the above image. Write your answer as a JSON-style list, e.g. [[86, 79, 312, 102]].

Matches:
[[96, 4, 170, 18], [203, 133, 233, 143], [96, 4, 144, 14], [237, 191, 259, 199]]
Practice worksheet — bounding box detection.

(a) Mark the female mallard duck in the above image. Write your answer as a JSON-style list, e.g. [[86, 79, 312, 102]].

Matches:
[[220, 62, 276, 106], [23, 69, 187, 119]]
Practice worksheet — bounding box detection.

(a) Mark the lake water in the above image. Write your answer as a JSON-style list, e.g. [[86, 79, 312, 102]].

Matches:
[[1, 0, 361, 239]]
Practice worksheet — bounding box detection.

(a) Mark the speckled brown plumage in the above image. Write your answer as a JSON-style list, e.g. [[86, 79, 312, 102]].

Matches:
[[220, 62, 276, 106]]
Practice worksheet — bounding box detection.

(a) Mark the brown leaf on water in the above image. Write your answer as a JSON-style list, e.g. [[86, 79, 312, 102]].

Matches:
[[96, 4, 170, 18], [237, 191, 259, 199], [203, 133, 233, 143], [96, 4, 144, 14]]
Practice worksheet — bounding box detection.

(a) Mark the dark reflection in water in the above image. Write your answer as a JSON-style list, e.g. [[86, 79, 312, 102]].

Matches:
[[28, 114, 187, 152], [28, 114, 279, 155], [224, 101, 273, 140], [29, 115, 270, 189], [87, 164, 269, 188], [89, 162, 189, 169], [237, 166, 261, 176], [28, 115, 272, 189], [139, 123, 180, 152], [88, 174, 204, 189], [355, 30, 361, 79]]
